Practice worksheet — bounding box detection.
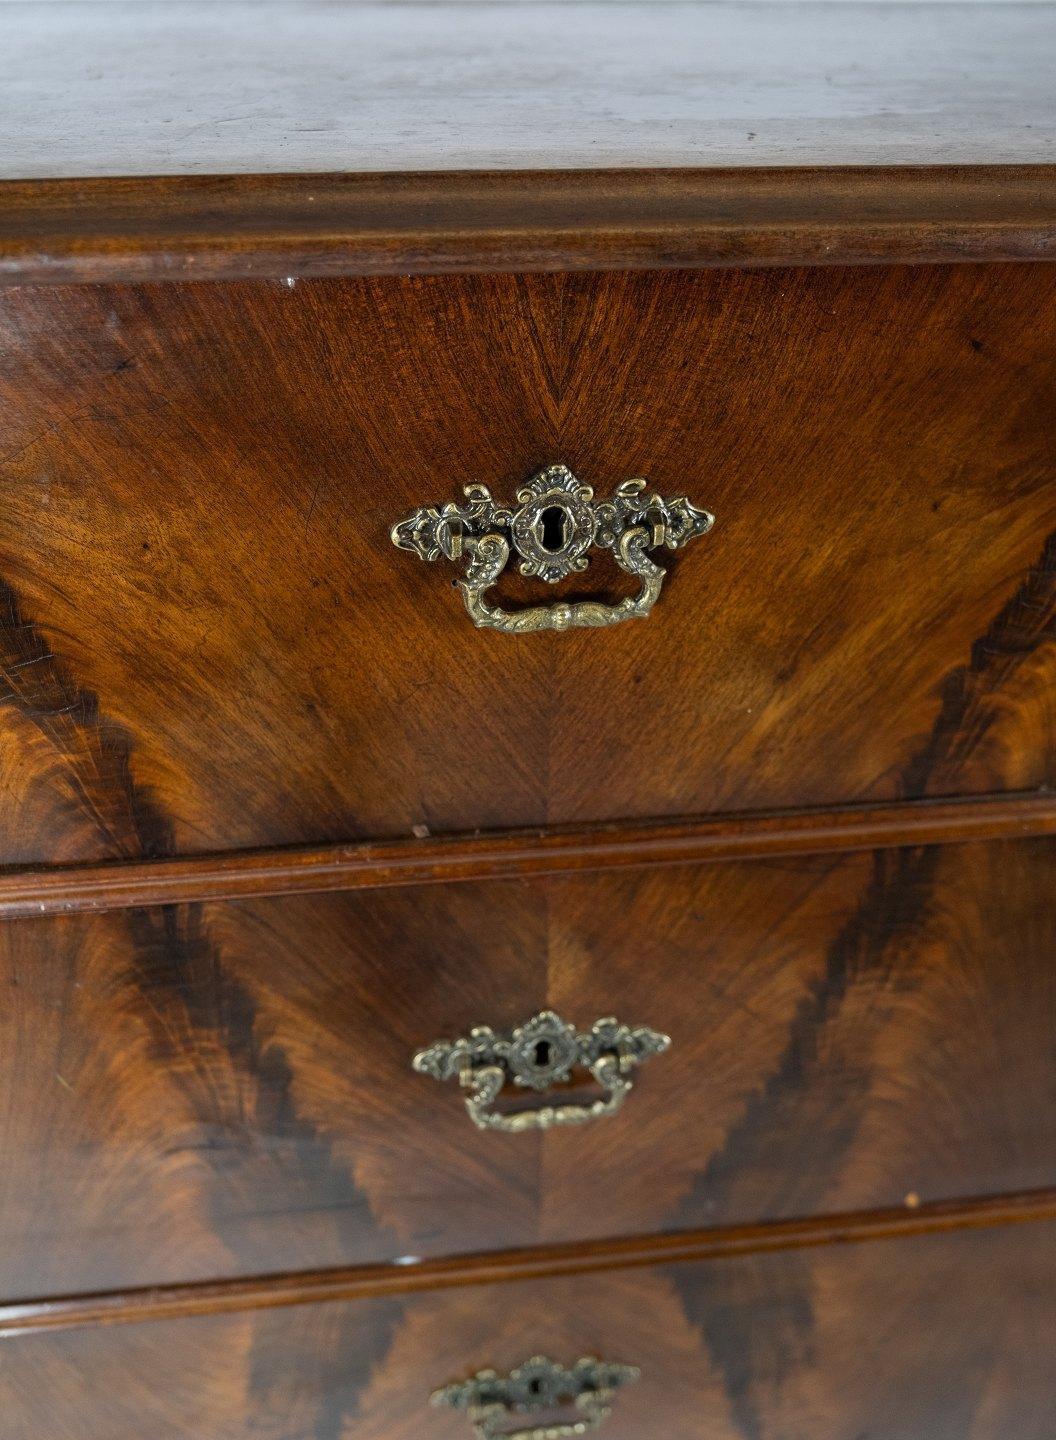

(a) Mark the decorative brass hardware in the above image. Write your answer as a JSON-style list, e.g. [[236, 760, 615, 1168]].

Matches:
[[432, 1355, 639, 1440], [412, 1009, 670, 1132], [391, 464, 714, 632]]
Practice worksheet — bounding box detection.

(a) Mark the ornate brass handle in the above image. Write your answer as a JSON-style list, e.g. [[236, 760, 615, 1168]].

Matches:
[[432, 1356, 639, 1440], [391, 464, 714, 633], [412, 1009, 670, 1132]]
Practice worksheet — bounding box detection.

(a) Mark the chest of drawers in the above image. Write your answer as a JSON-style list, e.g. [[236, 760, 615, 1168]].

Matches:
[[1, 3, 1055, 1437]]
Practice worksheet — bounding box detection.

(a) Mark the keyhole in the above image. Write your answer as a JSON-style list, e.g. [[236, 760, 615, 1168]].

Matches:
[[528, 1379, 544, 1397], [539, 507, 568, 553], [533, 1040, 552, 1068]]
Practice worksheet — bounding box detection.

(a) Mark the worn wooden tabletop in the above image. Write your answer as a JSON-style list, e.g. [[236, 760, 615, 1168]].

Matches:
[[1, 1, 1055, 178]]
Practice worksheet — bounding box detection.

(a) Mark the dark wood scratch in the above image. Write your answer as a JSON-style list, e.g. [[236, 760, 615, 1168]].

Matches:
[[304, 476, 324, 539]]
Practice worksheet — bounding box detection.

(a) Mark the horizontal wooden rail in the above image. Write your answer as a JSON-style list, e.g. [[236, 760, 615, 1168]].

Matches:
[[0, 792, 1054, 920], [2, 1188, 1053, 1337], [2, 167, 1056, 286]]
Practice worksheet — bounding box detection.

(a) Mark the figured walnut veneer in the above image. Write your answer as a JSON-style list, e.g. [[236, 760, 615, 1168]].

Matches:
[[1, 840, 1053, 1298], [1, 109, 1055, 1437], [1, 265, 1055, 866], [2, 1220, 1053, 1440]]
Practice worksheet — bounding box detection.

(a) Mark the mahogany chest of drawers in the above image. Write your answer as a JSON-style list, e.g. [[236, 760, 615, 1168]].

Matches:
[[1, 3, 1055, 1437]]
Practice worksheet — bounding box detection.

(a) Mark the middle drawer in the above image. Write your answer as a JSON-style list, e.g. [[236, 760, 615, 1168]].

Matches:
[[2, 836, 1053, 1299]]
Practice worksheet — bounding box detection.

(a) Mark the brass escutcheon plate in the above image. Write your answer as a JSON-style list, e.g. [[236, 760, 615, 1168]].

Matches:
[[391, 464, 714, 632]]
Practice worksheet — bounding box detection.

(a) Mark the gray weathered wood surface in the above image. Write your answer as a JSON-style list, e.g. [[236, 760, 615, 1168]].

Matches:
[[1, 1, 1055, 178]]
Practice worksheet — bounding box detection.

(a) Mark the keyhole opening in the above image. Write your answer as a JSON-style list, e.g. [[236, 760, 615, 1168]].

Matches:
[[528, 1379, 543, 1397], [533, 1040, 552, 1068], [539, 507, 568, 553]]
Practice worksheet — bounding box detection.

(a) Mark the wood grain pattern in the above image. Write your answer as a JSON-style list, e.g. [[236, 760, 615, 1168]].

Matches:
[[6, 1188, 1054, 1338], [2, 1219, 1053, 1439], [3, 168, 1056, 286], [2, 791, 1056, 920], [2, 839, 1053, 1299], [1, 265, 1055, 865], [3, 2, 1056, 178], [2, 11, 1053, 1428]]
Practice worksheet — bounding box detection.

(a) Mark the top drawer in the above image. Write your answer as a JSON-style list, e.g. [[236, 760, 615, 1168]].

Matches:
[[1, 265, 1054, 865]]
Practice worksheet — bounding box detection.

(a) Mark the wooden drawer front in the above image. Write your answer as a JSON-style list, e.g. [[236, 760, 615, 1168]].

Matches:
[[2, 838, 1053, 1298], [4, 1218, 1054, 1440], [2, 267, 1056, 865]]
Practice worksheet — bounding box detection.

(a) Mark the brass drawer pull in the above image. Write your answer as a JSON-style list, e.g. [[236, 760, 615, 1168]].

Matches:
[[412, 1009, 669, 1132], [391, 464, 713, 633], [433, 1355, 639, 1440]]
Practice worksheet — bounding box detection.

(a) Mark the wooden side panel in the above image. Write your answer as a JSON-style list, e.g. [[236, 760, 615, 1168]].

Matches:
[[2, 839, 1053, 1298], [2, 1220, 1053, 1440], [1, 265, 1056, 863]]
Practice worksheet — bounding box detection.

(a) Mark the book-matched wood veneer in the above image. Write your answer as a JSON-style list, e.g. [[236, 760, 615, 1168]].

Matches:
[[1, 266, 1055, 868], [3, 1216, 1054, 1439], [2, 11, 1056, 1420], [2, 840, 1054, 1299]]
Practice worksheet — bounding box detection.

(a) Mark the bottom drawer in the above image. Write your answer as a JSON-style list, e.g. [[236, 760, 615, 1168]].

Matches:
[[4, 1218, 1054, 1439]]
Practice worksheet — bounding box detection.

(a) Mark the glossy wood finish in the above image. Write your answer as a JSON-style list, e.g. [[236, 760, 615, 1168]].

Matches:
[[3, 12, 1054, 1432], [2, 265, 1056, 865], [2, 839, 1053, 1299], [2, 791, 1055, 920], [6, 1188, 1054, 1338], [2, 1219, 1053, 1439], [4, 168, 1056, 286], [4, 2, 1056, 178]]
